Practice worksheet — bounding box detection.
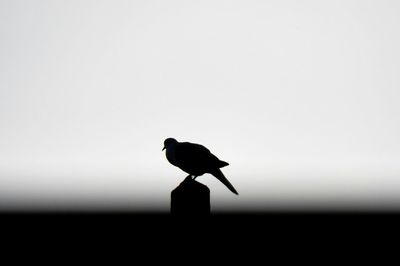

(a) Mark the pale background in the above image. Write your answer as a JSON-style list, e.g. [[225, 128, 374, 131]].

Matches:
[[1, 0, 399, 211]]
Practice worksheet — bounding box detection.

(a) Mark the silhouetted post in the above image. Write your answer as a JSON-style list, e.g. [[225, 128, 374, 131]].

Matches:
[[171, 178, 210, 215]]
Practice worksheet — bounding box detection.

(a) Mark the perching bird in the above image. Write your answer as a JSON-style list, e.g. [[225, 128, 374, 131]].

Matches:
[[162, 138, 238, 195]]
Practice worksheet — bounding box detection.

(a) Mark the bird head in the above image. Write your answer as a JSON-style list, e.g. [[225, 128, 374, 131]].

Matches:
[[162, 138, 178, 151]]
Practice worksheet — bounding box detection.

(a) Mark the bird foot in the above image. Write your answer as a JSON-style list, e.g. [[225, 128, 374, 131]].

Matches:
[[183, 175, 193, 182]]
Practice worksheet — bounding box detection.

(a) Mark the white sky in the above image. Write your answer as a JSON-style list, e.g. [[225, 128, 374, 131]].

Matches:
[[0, 0, 400, 211]]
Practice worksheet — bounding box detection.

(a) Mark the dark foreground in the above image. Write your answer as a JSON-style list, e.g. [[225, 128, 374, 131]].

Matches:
[[2, 210, 399, 230], [1, 211, 398, 260]]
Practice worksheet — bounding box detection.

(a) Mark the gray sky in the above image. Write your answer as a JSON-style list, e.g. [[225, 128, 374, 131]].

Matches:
[[1, 0, 400, 211]]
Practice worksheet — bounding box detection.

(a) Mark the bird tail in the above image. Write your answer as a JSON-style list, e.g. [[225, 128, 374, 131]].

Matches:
[[219, 160, 229, 168], [211, 168, 238, 195]]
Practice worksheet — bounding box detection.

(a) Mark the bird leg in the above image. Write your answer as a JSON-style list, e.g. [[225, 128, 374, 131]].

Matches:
[[183, 175, 192, 182]]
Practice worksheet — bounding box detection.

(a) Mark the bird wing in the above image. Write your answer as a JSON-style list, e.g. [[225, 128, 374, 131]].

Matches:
[[174, 142, 225, 171]]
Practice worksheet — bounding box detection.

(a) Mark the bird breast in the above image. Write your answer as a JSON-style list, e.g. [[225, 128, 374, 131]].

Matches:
[[166, 148, 178, 166]]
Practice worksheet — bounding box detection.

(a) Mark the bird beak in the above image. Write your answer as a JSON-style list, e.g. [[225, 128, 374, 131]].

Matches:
[[162, 146, 166, 151]]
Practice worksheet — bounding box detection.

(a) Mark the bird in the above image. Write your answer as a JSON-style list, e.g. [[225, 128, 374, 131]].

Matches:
[[162, 138, 238, 195]]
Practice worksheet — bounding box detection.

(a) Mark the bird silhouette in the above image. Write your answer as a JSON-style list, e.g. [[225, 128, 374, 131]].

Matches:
[[162, 138, 238, 195]]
